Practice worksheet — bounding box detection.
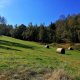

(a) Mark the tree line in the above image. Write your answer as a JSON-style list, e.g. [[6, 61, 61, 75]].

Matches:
[[0, 14, 80, 43]]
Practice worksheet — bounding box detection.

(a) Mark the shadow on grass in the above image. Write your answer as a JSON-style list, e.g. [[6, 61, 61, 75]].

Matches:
[[0, 45, 21, 51], [0, 40, 35, 50], [65, 53, 72, 55]]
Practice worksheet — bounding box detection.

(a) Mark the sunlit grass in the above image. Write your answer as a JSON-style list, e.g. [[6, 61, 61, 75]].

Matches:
[[0, 36, 80, 78]]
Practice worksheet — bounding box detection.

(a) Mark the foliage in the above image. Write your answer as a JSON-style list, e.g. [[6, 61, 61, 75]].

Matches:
[[0, 14, 80, 43]]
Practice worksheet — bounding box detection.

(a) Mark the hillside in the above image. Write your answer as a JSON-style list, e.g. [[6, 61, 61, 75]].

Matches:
[[0, 36, 80, 80]]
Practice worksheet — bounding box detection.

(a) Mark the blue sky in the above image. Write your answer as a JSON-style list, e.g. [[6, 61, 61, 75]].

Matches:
[[0, 0, 80, 25]]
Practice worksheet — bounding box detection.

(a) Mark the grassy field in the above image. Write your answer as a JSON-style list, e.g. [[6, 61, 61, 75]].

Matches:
[[0, 36, 80, 79]]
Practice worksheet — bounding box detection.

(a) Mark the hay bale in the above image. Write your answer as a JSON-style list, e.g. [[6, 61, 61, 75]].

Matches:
[[68, 47, 73, 50], [56, 48, 65, 54], [45, 45, 49, 48]]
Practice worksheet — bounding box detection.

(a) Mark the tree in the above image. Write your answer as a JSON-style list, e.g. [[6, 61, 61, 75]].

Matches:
[[13, 24, 26, 39], [55, 19, 67, 43], [67, 15, 76, 27], [38, 24, 48, 43], [22, 23, 38, 41], [48, 22, 56, 43], [0, 16, 6, 24]]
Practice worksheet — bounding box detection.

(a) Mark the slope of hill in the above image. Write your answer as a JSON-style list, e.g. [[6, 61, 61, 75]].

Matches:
[[0, 36, 80, 79]]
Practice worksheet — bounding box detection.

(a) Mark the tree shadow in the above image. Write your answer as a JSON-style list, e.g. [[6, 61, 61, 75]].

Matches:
[[0, 45, 21, 51], [0, 40, 35, 50]]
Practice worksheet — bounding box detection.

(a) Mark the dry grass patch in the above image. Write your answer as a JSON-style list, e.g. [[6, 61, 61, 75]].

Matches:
[[44, 69, 72, 80]]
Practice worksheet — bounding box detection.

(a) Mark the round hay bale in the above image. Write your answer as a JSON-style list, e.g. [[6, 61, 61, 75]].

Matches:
[[45, 45, 49, 48], [68, 47, 73, 50], [56, 48, 65, 54]]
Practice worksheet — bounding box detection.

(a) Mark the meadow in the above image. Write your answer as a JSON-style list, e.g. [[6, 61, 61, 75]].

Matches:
[[0, 36, 80, 80]]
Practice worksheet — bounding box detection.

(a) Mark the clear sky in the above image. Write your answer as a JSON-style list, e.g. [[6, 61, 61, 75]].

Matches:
[[0, 0, 80, 25]]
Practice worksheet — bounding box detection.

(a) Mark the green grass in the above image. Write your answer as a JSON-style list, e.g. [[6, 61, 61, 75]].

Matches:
[[0, 36, 80, 77]]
